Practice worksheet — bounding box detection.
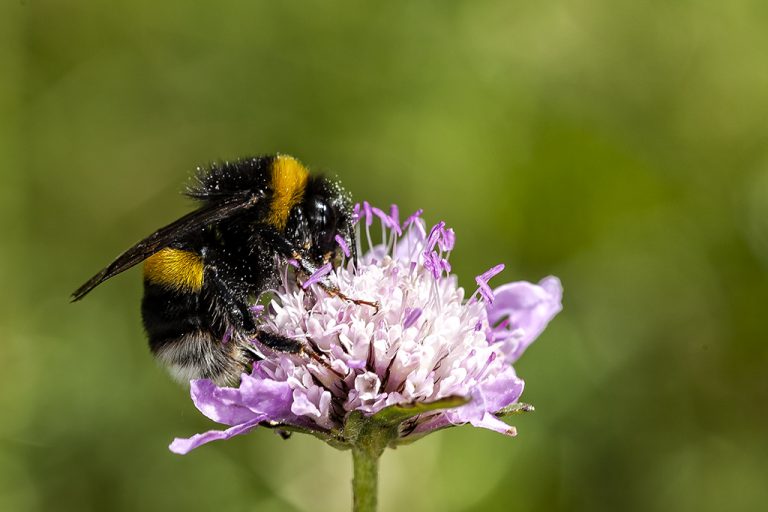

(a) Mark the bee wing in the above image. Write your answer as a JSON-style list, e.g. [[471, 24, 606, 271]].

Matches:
[[71, 191, 260, 301]]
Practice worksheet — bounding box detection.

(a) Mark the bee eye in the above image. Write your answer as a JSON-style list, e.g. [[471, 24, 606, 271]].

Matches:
[[308, 198, 337, 251]]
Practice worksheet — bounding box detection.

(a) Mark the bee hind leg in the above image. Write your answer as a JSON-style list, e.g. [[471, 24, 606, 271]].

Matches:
[[253, 331, 339, 374], [253, 331, 303, 353]]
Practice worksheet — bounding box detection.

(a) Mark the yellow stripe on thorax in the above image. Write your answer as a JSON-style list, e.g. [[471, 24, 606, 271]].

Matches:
[[144, 248, 204, 292], [268, 154, 309, 230]]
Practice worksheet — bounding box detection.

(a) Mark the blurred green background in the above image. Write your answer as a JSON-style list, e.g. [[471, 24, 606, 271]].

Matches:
[[2, 1, 767, 511]]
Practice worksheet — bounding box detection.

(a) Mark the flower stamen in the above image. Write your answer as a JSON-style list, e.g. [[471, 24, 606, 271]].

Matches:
[[302, 262, 333, 289], [474, 263, 505, 303]]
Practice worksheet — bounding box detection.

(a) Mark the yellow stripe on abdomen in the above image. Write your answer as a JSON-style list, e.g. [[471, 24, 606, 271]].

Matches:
[[144, 248, 204, 292], [267, 154, 309, 230]]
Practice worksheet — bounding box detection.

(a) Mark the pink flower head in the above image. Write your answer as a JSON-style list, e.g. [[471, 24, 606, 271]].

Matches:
[[170, 205, 562, 454]]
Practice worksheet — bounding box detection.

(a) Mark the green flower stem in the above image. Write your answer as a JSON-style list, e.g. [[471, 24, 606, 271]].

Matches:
[[352, 443, 382, 512], [345, 398, 472, 511], [346, 410, 398, 512]]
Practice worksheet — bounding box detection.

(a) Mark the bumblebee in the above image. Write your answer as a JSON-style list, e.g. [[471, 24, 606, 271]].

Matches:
[[72, 154, 357, 386]]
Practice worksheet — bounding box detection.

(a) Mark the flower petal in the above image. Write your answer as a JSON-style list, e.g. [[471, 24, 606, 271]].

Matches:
[[467, 412, 518, 436], [169, 417, 265, 455], [291, 390, 321, 418], [238, 372, 295, 420], [408, 368, 524, 437], [190, 379, 257, 426], [486, 276, 563, 362], [445, 368, 523, 423], [477, 367, 525, 413]]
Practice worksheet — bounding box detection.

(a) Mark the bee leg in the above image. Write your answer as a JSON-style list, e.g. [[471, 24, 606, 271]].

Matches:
[[317, 281, 379, 311], [254, 331, 346, 379], [258, 227, 377, 310], [254, 331, 303, 353], [292, 257, 379, 311], [205, 264, 256, 332], [346, 224, 358, 267]]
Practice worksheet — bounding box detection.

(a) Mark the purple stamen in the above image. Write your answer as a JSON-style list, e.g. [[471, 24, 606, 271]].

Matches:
[[335, 234, 350, 258], [423, 252, 439, 279], [249, 304, 265, 314], [221, 327, 233, 345], [371, 206, 399, 242], [302, 262, 333, 289], [371, 206, 390, 225], [425, 221, 446, 253], [476, 281, 493, 302], [475, 263, 505, 303], [403, 307, 423, 328], [478, 351, 498, 376], [423, 251, 450, 280], [389, 204, 401, 235], [403, 209, 423, 229], [363, 201, 374, 227], [287, 259, 300, 268], [352, 203, 362, 224], [439, 227, 455, 252], [479, 263, 505, 282]]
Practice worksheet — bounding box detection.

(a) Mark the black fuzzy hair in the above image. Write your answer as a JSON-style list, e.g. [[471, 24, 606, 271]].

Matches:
[[185, 155, 275, 202]]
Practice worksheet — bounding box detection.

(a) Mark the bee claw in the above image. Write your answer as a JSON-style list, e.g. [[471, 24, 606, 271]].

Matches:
[[329, 288, 379, 312]]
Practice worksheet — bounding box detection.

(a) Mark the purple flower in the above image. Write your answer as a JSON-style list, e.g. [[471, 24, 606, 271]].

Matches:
[[170, 205, 562, 454]]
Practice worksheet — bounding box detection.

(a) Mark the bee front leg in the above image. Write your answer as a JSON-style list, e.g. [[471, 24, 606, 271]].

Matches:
[[294, 257, 379, 311], [258, 227, 378, 311], [316, 281, 379, 311], [290, 255, 379, 311]]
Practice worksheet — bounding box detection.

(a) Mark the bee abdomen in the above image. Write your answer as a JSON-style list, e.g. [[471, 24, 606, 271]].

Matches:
[[142, 281, 202, 333], [151, 330, 253, 387], [141, 282, 252, 386]]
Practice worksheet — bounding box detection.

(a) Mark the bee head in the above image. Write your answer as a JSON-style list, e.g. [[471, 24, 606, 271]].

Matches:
[[286, 176, 353, 264]]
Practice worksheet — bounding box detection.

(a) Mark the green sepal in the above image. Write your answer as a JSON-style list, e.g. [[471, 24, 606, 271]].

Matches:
[[494, 402, 535, 417], [370, 395, 469, 427], [261, 421, 349, 450], [393, 423, 454, 446]]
